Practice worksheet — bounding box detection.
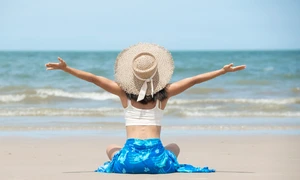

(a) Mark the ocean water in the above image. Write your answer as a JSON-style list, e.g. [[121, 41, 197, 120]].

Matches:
[[0, 50, 299, 135]]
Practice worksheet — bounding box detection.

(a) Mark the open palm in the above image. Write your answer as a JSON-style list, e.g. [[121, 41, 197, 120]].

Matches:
[[223, 63, 246, 73], [45, 57, 67, 70]]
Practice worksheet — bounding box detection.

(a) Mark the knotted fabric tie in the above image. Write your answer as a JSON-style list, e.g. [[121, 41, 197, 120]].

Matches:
[[133, 68, 158, 102]]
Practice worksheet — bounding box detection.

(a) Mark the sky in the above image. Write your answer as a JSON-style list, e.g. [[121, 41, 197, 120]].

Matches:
[[1, 0, 300, 51]]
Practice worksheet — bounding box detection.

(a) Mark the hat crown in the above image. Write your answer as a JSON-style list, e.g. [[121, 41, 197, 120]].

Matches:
[[115, 43, 174, 97], [132, 53, 158, 80]]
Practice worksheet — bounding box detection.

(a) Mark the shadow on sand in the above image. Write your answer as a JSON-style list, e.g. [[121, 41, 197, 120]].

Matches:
[[216, 170, 254, 174], [63, 170, 255, 174], [63, 171, 95, 173]]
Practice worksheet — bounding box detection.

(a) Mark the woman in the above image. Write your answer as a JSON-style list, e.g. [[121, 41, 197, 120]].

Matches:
[[45, 43, 246, 174]]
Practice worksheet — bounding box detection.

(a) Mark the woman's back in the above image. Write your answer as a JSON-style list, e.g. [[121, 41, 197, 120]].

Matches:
[[125, 99, 165, 139]]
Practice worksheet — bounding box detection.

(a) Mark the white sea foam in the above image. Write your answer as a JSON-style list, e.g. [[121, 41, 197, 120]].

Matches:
[[0, 107, 123, 116], [183, 111, 300, 117], [1, 107, 299, 117], [0, 94, 26, 103], [0, 89, 118, 103], [169, 98, 297, 105], [36, 89, 118, 100], [1, 86, 298, 105]]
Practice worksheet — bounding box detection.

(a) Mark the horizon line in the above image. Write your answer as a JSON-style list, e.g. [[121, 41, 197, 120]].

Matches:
[[0, 48, 299, 52]]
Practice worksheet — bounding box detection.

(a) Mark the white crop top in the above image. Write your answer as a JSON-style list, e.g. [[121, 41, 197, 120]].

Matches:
[[124, 99, 164, 126]]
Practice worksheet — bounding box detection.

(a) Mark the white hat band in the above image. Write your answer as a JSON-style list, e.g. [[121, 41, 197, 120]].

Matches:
[[133, 68, 158, 101]]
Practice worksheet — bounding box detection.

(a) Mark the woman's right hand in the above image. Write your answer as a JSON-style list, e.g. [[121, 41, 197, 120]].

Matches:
[[45, 57, 67, 70]]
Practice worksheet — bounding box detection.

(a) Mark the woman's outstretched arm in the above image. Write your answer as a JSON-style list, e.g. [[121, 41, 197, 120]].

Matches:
[[45, 57, 124, 96], [167, 63, 246, 97]]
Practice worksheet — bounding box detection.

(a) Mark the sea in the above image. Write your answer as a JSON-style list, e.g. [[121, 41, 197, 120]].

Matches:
[[0, 50, 299, 137]]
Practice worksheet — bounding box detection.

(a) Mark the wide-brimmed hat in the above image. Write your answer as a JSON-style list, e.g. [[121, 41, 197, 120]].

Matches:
[[115, 43, 174, 101]]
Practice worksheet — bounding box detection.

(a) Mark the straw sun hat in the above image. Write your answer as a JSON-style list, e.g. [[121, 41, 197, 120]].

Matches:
[[115, 43, 174, 101]]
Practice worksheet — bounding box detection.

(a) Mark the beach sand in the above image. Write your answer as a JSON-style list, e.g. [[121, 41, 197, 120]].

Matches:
[[1, 135, 299, 180]]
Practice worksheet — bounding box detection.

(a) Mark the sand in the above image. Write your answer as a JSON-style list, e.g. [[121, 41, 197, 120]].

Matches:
[[1, 134, 299, 180]]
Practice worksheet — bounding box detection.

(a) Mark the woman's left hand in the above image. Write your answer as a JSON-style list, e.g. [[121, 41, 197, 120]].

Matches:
[[222, 63, 246, 73], [45, 57, 67, 70]]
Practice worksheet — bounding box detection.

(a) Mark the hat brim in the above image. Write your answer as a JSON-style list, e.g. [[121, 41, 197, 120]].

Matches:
[[115, 43, 174, 95]]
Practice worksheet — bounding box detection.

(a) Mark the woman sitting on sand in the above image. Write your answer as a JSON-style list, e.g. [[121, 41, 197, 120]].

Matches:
[[45, 43, 245, 174]]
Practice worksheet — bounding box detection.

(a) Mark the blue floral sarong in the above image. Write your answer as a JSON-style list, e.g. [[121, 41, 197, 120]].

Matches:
[[95, 138, 215, 174]]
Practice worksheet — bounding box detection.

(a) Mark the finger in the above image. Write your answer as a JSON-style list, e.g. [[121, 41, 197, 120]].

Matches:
[[229, 63, 234, 67], [46, 63, 58, 67], [46, 67, 55, 70], [46, 65, 57, 69], [45, 63, 51, 67], [235, 65, 246, 69], [46, 62, 56, 65], [233, 65, 246, 71], [58, 57, 64, 63], [45, 64, 54, 68]]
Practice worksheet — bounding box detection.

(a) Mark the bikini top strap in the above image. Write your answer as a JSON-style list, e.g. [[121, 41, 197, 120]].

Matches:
[[127, 99, 132, 107], [156, 100, 162, 109]]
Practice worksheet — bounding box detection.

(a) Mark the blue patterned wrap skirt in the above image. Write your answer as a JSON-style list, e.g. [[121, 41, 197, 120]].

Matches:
[[95, 138, 215, 174]]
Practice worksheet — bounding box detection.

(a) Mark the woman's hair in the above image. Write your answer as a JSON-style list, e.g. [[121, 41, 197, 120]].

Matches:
[[126, 87, 168, 104]]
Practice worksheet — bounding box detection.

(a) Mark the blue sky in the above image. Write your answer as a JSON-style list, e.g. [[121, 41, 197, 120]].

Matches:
[[1, 0, 300, 50]]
